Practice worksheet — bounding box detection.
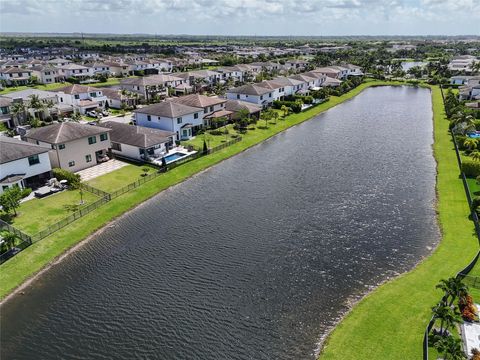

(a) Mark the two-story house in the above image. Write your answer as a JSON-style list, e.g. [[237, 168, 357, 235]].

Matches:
[[55, 84, 108, 114], [134, 101, 203, 141], [172, 94, 228, 127], [0, 136, 52, 193], [57, 63, 92, 80], [25, 122, 111, 172], [0, 67, 32, 85], [30, 65, 61, 84]]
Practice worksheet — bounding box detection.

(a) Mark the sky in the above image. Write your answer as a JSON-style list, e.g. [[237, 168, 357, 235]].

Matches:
[[0, 0, 479, 36]]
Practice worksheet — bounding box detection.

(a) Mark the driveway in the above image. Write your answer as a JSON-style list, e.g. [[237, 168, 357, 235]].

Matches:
[[76, 159, 129, 181], [100, 113, 133, 124]]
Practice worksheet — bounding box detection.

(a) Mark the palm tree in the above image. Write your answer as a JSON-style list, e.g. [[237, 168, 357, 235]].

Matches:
[[1, 231, 17, 250], [451, 111, 475, 127], [434, 336, 466, 360], [471, 151, 480, 162], [11, 101, 27, 126], [463, 138, 479, 151], [28, 94, 46, 121], [71, 110, 82, 122], [436, 277, 469, 306], [280, 104, 290, 118], [433, 303, 462, 336], [272, 111, 279, 124]]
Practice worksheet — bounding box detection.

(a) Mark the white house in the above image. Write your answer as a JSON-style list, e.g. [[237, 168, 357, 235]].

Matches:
[[0, 67, 32, 85], [57, 63, 92, 80], [30, 65, 61, 84], [134, 101, 204, 141], [101, 121, 175, 161], [226, 83, 277, 107], [448, 56, 478, 73], [172, 94, 228, 127], [25, 122, 111, 172], [120, 74, 184, 100], [0, 136, 52, 193], [54, 84, 108, 114]]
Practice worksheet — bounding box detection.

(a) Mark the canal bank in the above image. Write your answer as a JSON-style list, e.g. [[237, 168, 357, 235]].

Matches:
[[0, 79, 399, 301], [319, 86, 479, 359]]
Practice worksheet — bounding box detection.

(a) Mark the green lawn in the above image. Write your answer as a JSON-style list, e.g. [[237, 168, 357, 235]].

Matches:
[[86, 163, 157, 192], [0, 190, 99, 235], [0, 82, 71, 95], [0, 79, 425, 302], [320, 86, 479, 359]]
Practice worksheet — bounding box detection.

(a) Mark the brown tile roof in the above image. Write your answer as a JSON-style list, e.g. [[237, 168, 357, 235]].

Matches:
[[101, 121, 174, 148], [172, 94, 226, 108], [0, 136, 50, 164], [134, 101, 201, 118], [26, 122, 110, 144]]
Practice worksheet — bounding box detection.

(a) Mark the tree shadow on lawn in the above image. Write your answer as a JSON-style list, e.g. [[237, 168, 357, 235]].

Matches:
[[0, 213, 14, 224]]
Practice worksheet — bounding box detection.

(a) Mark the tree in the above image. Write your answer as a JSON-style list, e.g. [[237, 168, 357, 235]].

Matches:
[[71, 110, 82, 122], [463, 138, 479, 151], [11, 101, 27, 126], [280, 104, 290, 118], [471, 151, 480, 162], [28, 94, 46, 126], [1, 231, 17, 250], [436, 277, 469, 307], [0, 186, 23, 216], [272, 111, 279, 124], [433, 336, 466, 360], [431, 303, 462, 336]]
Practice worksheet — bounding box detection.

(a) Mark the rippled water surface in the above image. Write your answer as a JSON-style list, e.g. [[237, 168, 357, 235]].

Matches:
[[1, 86, 439, 360]]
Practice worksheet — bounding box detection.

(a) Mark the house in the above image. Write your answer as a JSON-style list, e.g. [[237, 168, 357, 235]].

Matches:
[[450, 76, 473, 85], [30, 65, 61, 84], [103, 61, 130, 77], [47, 58, 72, 67], [172, 94, 228, 126], [448, 56, 478, 73], [0, 67, 32, 85], [225, 99, 262, 120], [101, 121, 175, 161], [86, 62, 112, 76], [25, 122, 111, 172], [57, 63, 92, 80], [120, 74, 184, 101], [176, 70, 222, 90], [0, 97, 13, 128], [54, 84, 108, 114], [273, 76, 306, 96], [2, 89, 60, 122], [134, 101, 203, 141], [96, 87, 137, 109], [0, 136, 52, 194], [322, 77, 343, 87], [285, 59, 310, 72], [226, 83, 279, 107]]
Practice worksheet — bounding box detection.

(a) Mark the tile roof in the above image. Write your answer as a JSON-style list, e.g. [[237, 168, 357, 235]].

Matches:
[[227, 83, 272, 96], [225, 99, 262, 114], [134, 101, 201, 118], [25, 122, 110, 144], [101, 121, 174, 148], [0, 136, 50, 164], [172, 94, 226, 108]]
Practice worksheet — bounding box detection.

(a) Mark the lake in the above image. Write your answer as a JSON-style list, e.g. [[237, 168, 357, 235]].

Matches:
[[0, 86, 439, 359]]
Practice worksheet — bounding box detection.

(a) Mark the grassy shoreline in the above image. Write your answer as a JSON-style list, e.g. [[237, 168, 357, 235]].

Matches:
[[0, 80, 413, 301], [319, 86, 478, 359]]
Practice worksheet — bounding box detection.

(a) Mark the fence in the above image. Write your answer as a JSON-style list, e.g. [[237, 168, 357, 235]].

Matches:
[[423, 86, 480, 359], [30, 195, 110, 242], [0, 135, 243, 264], [0, 219, 33, 264]]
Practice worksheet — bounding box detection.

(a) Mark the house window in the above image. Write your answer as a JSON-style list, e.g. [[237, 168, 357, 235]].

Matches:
[[35, 140, 39, 145], [74, 95, 80, 99], [177, 117, 182, 124], [90, 92, 97, 97], [88, 136, 97, 145], [260, 95, 263, 100], [209, 106, 214, 112], [194, 113, 199, 119], [86, 154, 92, 163], [236, 94, 240, 99], [204, 108, 208, 114], [28, 154, 40, 166], [100, 133, 108, 141], [68, 160, 75, 167], [59, 144, 65, 150], [147, 115, 151, 121], [269, 93, 272, 98], [112, 142, 122, 151]]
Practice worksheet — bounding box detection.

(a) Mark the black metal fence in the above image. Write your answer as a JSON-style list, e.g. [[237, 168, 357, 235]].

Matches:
[[0, 219, 33, 264], [81, 183, 110, 198], [423, 86, 480, 359]]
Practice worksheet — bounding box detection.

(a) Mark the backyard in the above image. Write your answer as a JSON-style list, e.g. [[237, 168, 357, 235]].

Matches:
[[86, 163, 158, 193], [0, 190, 99, 235]]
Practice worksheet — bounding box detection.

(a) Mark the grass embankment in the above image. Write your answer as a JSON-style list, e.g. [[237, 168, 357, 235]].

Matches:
[[0, 79, 412, 300], [86, 164, 157, 192], [320, 86, 478, 359]]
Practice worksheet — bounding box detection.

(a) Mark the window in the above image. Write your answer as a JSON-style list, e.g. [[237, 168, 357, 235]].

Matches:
[[236, 94, 240, 99], [260, 95, 263, 100], [209, 106, 214, 112], [177, 117, 182, 124], [28, 154, 40, 166], [74, 95, 80, 99], [85, 154, 92, 163], [60, 97, 63, 103], [68, 160, 75, 167], [88, 136, 97, 145], [45, 71, 50, 75], [194, 113, 199, 119], [59, 144, 65, 150], [147, 115, 151, 121], [269, 93, 272, 98], [100, 133, 108, 141], [112, 142, 122, 151], [35, 140, 39, 145], [90, 92, 97, 98], [204, 108, 208, 114]]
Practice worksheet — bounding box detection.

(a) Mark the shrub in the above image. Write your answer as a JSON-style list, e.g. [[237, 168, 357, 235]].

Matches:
[[272, 100, 301, 113], [52, 168, 81, 189], [461, 159, 480, 177], [209, 129, 228, 136]]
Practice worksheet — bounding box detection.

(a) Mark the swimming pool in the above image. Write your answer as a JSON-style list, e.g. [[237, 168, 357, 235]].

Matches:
[[163, 152, 188, 163], [468, 133, 480, 139]]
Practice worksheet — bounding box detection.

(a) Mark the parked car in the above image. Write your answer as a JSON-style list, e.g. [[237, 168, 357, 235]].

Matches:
[[86, 111, 97, 117], [102, 110, 110, 116]]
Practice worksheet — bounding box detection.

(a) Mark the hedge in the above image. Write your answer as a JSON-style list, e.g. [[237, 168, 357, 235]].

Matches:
[[272, 100, 302, 113], [461, 158, 480, 177]]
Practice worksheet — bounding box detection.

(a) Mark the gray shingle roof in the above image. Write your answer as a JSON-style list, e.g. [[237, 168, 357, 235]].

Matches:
[[25, 122, 110, 144], [225, 99, 262, 114], [227, 84, 272, 96], [173, 94, 226, 108], [101, 121, 174, 148], [134, 101, 201, 118], [0, 136, 50, 164]]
